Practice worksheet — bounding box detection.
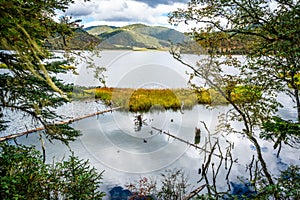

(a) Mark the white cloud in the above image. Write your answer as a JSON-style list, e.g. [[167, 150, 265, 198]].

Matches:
[[65, 0, 99, 16], [63, 0, 188, 31]]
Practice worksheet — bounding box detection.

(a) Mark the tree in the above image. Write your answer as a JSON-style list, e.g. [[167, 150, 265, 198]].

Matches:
[[0, 0, 81, 144], [170, 0, 300, 119], [0, 0, 105, 198], [0, 143, 105, 199], [169, 0, 300, 198]]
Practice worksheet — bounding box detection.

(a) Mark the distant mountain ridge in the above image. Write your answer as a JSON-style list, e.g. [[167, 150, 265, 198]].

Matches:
[[84, 23, 187, 50], [84, 25, 117, 35]]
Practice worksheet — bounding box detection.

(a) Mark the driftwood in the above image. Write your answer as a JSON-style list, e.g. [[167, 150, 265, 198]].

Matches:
[[0, 107, 121, 142], [151, 126, 224, 159]]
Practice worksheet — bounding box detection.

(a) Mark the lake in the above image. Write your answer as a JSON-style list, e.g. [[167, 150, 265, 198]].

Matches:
[[57, 50, 240, 88], [3, 50, 300, 198], [57, 50, 193, 88]]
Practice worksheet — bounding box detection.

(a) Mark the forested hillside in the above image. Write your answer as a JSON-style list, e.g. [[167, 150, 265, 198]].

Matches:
[[85, 23, 187, 50]]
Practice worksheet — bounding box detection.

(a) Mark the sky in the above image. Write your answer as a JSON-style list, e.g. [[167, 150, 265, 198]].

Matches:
[[63, 0, 191, 32]]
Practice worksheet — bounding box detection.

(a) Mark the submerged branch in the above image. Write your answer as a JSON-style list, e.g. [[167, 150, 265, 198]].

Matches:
[[0, 107, 121, 142], [151, 126, 226, 160], [170, 49, 275, 185]]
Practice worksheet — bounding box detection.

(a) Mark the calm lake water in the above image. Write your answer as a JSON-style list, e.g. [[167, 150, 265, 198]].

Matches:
[[58, 50, 194, 88], [57, 50, 240, 88], [3, 51, 300, 198]]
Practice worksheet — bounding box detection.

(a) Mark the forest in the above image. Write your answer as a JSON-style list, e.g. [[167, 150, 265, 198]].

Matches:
[[0, 0, 299, 199]]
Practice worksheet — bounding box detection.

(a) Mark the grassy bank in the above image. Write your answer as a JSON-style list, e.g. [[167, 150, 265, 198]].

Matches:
[[78, 86, 261, 112]]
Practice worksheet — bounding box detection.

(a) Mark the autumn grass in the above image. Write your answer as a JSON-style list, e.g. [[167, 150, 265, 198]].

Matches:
[[81, 86, 261, 112], [0, 63, 7, 68]]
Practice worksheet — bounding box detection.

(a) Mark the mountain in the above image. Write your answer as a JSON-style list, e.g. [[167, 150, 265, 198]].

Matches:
[[67, 29, 101, 49], [1, 24, 187, 51], [84, 25, 117, 35], [85, 23, 188, 50], [46, 29, 101, 50]]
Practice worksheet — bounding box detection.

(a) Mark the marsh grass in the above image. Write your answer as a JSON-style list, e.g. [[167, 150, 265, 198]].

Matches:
[[0, 63, 7, 68], [82, 86, 261, 112]]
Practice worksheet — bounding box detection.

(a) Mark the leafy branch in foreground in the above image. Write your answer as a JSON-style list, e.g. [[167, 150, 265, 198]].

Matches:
[[170, 0, 300, 121], [261, 117, 300, 157], [0, 0, 82, 143], [168, 0, 300, 198], [0, 0, 106, 199], [0, 72, 80, 145], [0, 143, 105, 199], [125, 169, 192, 200]]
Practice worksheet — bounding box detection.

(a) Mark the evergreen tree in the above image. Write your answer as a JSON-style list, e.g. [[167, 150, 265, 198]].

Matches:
[[0, 1, 105, 198]]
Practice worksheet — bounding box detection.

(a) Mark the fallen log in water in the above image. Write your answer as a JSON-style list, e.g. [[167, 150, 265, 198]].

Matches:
[[151, 126, 224, 159], [0, 107, 121, 142]]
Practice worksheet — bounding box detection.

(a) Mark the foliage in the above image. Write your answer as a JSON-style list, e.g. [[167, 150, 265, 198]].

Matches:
[[0, 143, 49, 199], [0, 110, 7, 132], [188, 31, 256, 55], [52, 152, 106, 199], [0, 71, 81, 144], [125, 177, 156, 200], [169, 0, 300, 199], [47, 28, 101, 50], [125, 169, 190, 200], [241, 165, 300, 199], [0, 0, 95, 143], [0, 0, 106, 199], [261, 116, 300, 150], [157, 169, 190, 200], [196, 165, 300, 199], [274, 165, 300, 199], [0, 143, 105, 199], [170, 0, 300, 121], [0, 0, 105, 142]]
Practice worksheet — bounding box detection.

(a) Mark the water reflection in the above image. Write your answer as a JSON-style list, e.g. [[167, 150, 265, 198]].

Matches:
[[133, 114, 147, 132], [4, 50, 299, 198], [14, 103, 300, 199]]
